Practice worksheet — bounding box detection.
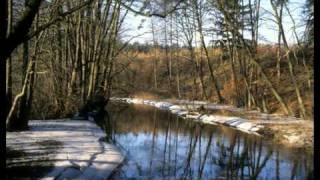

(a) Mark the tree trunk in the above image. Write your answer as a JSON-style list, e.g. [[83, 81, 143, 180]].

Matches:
[[276, 2, 283, 80], [15, 41, 30, 130], [217, 1, 292, 115], [151, 19, 158, 89], [6, 0, 13, 114], [271, 0, 306, 118], [194, 2, 224, 103], [6, 55, 34, 130], [164, 18, 172, 91], [0, 0, 8, 128]]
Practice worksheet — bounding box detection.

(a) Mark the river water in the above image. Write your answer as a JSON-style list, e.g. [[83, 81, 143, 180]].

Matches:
[[101, 102, 313, 179]]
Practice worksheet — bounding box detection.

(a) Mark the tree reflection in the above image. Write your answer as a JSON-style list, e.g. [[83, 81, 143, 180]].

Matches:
[[182, 123, 200, 177], [107, 103, 313, 179], [198, 129, 213, 179], [148, 107, 157, 175], [93, 107, 114, 143]]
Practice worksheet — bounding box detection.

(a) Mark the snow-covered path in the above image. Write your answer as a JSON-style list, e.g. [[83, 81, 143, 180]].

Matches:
[[6, 119, 124, 179]]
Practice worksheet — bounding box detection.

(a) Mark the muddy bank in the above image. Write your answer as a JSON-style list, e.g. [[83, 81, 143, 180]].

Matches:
[[110, 97, 313, 149]]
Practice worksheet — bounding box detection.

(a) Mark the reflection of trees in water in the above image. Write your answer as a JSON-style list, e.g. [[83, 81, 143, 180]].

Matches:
[[148, 107, 157, 175], [94, 103, 130, 143], [93, 109, 113, 142], [108, 103, 312, 179], [210, 133, 273, 179], [96, 102, 132, 142], [198, 129, 213, 179], [182, 123, 200, 177], [181, 126, 309, 179], [173, 115, 180, 179]]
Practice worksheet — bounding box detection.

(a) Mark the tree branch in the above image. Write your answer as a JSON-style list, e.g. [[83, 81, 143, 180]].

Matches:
[[3, 0, 95, 60], [26, 0, 95, 41], [118, 0, 185, 18], [3, 0, 43, 59]]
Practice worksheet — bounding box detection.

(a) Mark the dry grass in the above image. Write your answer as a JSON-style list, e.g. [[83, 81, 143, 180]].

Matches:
[[109, 45, 314, 118], [262, 122, 313, 150], [131, 91, 161, 100]]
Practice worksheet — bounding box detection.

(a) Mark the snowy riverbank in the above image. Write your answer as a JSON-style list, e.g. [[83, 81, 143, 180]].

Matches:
[[6, 119, 124, 179], [110, 97, 313, 149], [111, 97, 264, 135]]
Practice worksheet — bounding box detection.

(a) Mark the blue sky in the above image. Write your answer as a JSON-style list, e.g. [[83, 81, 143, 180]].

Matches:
[[121, 0, 307, 45]]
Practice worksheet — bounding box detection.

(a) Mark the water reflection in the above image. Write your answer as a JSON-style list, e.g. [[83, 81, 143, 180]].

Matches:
[[102, 103, 313, 179]]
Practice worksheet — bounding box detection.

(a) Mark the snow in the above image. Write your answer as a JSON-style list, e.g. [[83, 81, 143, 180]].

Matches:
[[199, 115, 216, 124], [185, 113, 201, 119], [154, 102, 173, 109], [111, 97, 265, 135], [177, 111, 189, 116], [236, 122, 255, 131], [170, 109, 181, 114], [168, 105, 183, 111], [6, 119, 124, 179], [130, 98, 144, 104]]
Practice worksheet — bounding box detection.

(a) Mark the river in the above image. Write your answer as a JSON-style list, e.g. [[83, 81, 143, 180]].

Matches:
[[97, 102, 313, 179]]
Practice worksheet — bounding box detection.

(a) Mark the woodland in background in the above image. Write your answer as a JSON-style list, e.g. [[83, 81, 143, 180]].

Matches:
[[1, 0, 314, 131]]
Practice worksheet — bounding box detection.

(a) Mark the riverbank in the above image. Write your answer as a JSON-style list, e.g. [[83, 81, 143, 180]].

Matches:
[[6, 119, 124, 179], [110, 97, 313, 150]]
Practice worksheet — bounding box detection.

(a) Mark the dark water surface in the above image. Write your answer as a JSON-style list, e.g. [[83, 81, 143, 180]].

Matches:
[[101, 102, 313, 179]]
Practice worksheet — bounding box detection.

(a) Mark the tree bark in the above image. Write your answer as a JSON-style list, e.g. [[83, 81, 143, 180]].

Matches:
[[194, 0, 224, 103], [271, 0, 306, 118]]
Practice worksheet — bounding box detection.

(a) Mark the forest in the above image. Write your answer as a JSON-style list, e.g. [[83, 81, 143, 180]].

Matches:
[[2, 0, 314, 179], [1, 0, 313, 129]]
